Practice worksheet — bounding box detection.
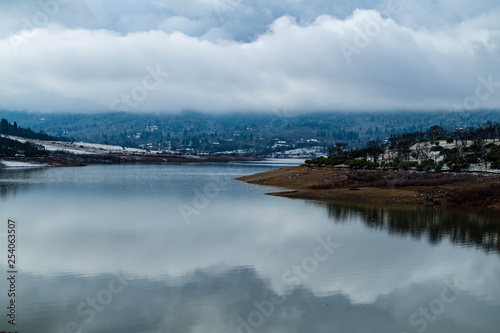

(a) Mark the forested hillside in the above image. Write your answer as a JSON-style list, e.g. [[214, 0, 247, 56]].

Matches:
[[1, 110, 499, 156]]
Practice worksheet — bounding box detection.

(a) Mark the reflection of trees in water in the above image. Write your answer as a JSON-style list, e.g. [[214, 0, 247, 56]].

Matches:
[[320, 202, 500, 254], [0, 168, 47, 199]]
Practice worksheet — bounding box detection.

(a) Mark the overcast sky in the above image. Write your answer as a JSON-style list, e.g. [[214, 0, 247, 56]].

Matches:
[[0, 0, 499, 113]]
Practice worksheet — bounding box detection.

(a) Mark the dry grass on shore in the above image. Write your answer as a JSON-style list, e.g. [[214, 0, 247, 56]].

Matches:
[[237, 165, 500, 208]]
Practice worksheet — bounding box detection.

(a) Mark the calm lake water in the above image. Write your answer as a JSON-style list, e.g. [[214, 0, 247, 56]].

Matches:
[[1, 161, 499, 333]]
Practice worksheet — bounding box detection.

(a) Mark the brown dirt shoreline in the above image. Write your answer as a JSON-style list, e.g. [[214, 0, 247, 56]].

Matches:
[[236, 165, 500, 209]]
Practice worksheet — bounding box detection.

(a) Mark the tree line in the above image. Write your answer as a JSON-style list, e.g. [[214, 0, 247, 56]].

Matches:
[[0, 118, 63, 141], [306, 121, 500, 171], [0, 136, 48, 157], [0, 118, 56, 157]]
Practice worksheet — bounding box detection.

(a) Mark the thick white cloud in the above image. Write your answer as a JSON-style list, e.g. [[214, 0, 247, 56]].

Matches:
[[0, 0, 499, 113]]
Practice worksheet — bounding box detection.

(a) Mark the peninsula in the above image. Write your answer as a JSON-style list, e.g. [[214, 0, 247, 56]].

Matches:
[[238, 123, 500, 209]]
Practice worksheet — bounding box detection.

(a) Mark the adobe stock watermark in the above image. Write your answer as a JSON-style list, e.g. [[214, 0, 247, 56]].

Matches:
[[452, 74, 500, 111], [60, 273, 128, 333], [400, 278, 463, 333], [9, 0, 72, 54], [340, 0, 406, 64], [236, 235, 340, 333], [110, 65, 169, 111], [179, 163, 244, 224]]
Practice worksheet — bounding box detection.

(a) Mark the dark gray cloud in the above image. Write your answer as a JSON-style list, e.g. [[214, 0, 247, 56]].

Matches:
[[0, 0, 499, 113]]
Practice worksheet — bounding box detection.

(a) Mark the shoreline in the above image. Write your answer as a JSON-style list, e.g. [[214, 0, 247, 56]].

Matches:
[[0, 135, 263, 168], [236, 165, 500, 209], [0, 154, 262, 169]]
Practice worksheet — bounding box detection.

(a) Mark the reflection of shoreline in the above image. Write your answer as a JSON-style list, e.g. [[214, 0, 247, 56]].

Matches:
[[0, 168, 48, 199], [318, 201, 500, 254]]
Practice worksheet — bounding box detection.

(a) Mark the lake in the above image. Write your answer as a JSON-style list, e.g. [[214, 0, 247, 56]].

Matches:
[[0, 161, 499, 333]]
